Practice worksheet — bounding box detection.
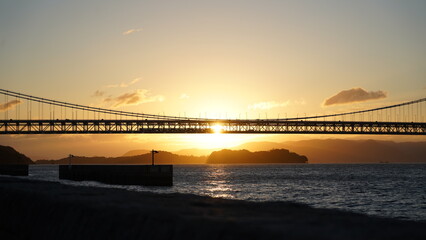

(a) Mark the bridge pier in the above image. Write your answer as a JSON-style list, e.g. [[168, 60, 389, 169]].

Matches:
[[59, 165, 173, 186]]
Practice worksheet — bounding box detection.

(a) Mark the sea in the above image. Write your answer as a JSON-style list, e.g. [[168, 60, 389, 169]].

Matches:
[[23, 164, 426, 222]]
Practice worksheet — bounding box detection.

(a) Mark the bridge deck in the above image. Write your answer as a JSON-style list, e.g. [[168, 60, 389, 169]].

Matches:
[[0, 120, 425, 135]]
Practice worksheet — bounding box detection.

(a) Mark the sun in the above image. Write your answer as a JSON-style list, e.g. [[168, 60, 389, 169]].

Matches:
[[211, 124, 223, 134]]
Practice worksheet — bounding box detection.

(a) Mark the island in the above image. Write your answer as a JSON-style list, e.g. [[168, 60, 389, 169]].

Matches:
[[207, 149, 308, 164]]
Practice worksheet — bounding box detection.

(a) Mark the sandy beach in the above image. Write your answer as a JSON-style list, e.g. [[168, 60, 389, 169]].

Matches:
[[0, 176, 425, 240]]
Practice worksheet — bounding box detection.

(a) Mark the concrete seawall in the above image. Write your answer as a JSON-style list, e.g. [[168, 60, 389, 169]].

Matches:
[[0, 164, 28, 176], [59, 165, 173, 186]]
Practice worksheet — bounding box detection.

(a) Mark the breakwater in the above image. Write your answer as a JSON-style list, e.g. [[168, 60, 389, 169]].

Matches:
[[59, 165, 173, 186]]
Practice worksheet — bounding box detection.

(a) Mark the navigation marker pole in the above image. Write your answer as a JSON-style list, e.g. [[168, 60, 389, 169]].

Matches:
[[68, 154, 74, 169], [151, 150, 159, 165]]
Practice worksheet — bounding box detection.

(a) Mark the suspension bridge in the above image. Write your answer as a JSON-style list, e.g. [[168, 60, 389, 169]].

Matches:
[[0, 89, 425, 135]]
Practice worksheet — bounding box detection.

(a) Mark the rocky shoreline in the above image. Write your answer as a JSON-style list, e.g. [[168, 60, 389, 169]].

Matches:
[[0, 176, 425, 240]]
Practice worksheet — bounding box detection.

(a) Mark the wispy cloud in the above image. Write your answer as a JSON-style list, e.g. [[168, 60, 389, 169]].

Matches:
[[92, 90, 105, 97], [122, 28, 143, 35], [324, 88, 387, 106], [106, 78, 140, 88], [104, 89, 164, 108], [179, 93, 190, 100], [0, 99, 21, 111]]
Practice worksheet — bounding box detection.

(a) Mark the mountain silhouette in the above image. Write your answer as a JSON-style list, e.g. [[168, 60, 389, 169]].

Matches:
[[171, 139, 426, 163], [122, 149, 151, 157], [207, 149, 307, 164], [235, 139, 426, 163], [37, 151, 206, 165], [0, 145, 33, 164]]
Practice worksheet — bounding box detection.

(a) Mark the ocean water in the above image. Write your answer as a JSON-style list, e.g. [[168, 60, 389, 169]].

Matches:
[[24, 164, 426, 221]]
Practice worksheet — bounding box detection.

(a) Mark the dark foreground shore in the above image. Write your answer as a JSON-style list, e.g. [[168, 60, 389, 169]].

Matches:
[[0, 176, 425, 240]]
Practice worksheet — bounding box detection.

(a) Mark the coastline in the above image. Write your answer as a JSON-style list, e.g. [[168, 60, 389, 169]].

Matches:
[[1, 176, 425, 240]]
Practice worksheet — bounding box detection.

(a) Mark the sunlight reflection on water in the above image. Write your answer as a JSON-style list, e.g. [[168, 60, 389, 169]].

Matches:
[[202, 166, 234, 199]]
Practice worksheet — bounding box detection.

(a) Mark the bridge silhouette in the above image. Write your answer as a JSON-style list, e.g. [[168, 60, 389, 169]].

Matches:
[[0, 89, 425, 135]]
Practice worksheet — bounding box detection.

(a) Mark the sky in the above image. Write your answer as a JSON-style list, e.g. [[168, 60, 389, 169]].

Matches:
[[0, 0, 425, 159]]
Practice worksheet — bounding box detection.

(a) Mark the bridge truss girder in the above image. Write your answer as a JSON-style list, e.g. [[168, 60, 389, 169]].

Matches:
[[0, 120, 425, 135]]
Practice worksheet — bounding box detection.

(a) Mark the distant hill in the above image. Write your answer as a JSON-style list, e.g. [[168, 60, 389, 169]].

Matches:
[[173, 148, 219, 156], [38, 148, 308, 165], [0, 145, 33, 164], [280, 139, 426, 163], [207, 149, 307, 164], [43, 139, 426, 165], [122, 149, 151, 157], [166, 139, 426, 164], [233, 141, 288, 152], [37, 151, 206, 165]]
